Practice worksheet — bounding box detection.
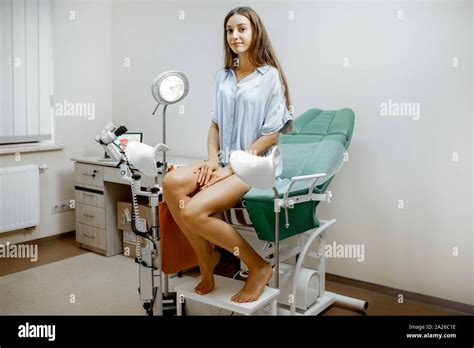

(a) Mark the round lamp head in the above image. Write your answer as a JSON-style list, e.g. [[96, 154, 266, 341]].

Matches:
[[151, 71, 189, 105]]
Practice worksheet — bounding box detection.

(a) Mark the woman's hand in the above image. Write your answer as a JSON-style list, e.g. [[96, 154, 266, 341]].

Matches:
[[194, 160, 219, 187], [198, 166, 234, 190]]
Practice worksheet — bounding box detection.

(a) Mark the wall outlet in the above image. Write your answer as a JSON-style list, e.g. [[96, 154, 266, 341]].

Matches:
[[51, 200, 74, 214]]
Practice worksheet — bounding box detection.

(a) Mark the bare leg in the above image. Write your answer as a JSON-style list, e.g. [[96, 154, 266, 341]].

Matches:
[[181, 174, 273, 303], [162, 165, 221, 294]]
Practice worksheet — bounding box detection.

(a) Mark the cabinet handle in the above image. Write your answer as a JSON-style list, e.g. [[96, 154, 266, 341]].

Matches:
[[83, 213, 95, 218], [83, 233, 95, 239], [82, 173, 96, 178]]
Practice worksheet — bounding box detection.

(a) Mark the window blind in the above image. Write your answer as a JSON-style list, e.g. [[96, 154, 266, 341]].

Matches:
[[0, 0, 53, 145]]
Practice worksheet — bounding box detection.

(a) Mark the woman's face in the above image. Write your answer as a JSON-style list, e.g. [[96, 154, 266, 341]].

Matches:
[[226, 14, 253, 55]]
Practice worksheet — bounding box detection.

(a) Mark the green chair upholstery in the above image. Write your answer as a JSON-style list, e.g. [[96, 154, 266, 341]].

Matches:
[[242, 108, 355, 242]]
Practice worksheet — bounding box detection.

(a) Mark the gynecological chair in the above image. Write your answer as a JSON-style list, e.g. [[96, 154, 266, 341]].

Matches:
[[177, 107, 369, 315]]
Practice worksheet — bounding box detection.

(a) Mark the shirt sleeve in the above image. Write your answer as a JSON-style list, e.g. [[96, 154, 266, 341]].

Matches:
[[261, 70, 291, 136], [211, 69, 223, 124]]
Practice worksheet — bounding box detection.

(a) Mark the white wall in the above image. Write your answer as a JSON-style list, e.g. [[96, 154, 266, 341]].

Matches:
[[111, 0, 223, 157], [0, 0, 471, 306], [312, 0, 473, 306], [471, 0, 473, 307]]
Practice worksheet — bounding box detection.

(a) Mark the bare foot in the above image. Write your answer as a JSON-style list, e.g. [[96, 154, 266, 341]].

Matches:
[[194, 250, 221, 295], [231, 263, 273, 303]]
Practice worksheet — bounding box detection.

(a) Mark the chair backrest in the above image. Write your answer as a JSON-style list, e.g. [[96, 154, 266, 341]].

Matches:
[[278, 108, 355, 192], [281, 108, 355, 148]]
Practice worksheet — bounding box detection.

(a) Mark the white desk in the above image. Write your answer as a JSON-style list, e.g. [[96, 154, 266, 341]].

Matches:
[[71, 155, 202, 256]]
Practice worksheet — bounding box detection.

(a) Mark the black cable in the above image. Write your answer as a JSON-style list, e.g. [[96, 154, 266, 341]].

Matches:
[[112, 141, 134, 174]]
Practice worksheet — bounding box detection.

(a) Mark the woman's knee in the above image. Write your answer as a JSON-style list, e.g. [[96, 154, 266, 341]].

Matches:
[[162, 172, 178, 201], [162, 169, 194, 200], [180, 201, 207, 229], [162, 171, 177, 191]]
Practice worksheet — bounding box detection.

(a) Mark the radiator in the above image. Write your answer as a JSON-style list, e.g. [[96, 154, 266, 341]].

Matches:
[[0, 165, 40, 233]]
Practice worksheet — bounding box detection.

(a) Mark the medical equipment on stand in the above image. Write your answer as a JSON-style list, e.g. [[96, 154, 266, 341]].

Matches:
[[95, 123, 168, 315], [94, 70, 189, 316]]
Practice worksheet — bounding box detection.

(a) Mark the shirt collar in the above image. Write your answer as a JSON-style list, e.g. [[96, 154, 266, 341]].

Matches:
[[256, 65, 271, 75], [228, 65, 271, 75]]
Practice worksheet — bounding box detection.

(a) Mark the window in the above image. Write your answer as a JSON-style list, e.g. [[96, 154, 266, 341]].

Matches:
[[0, 0, 53, 145]]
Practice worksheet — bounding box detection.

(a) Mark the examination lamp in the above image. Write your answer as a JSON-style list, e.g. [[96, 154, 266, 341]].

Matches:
[[151, 70, 189, 166], [151, 71, 189, 105]]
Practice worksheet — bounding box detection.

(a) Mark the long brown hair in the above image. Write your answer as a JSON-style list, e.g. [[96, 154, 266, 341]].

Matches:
[[223, 7, 292, 115]]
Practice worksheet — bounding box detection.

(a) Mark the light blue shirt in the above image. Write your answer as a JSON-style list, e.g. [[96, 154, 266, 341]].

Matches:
[[211, 65, 292, 166]]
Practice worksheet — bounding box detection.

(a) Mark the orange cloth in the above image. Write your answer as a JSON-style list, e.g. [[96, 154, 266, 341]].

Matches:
[[159, 201, 198, 274]]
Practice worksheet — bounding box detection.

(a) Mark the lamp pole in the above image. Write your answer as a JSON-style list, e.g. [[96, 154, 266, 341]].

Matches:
[[162, 104, 168, 171]]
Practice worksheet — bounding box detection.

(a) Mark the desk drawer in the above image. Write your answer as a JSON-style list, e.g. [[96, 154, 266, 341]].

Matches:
[[75, 163, 104, 188], [103, 166, 159, 187], [75, 187, 105, 208], [76, 203, 105, 229], [76, 223, 106, 250]]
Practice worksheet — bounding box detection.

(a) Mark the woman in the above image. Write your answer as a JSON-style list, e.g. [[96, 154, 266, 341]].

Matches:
[[162, 6, 292, 303]]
